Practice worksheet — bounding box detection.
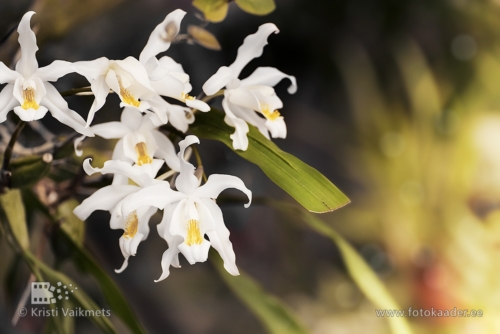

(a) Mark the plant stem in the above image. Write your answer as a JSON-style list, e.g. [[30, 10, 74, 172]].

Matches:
[[201, 89, 224, 103], [2, 120, 26, 172], [60, 86, 93, 97]]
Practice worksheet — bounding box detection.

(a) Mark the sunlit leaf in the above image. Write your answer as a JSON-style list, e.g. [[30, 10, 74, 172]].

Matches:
[[0, 189, 30, 250], [188, 25, 221, 50], [273, 201, 414, 334], [190, 109, 350, 213], [235, 0, 276, 15], [193, 0, 229, 23], [211, 253, 308, 334], [10, 155, 51, 188]]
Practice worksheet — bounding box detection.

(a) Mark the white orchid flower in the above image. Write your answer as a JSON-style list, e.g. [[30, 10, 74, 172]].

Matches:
[[202, 23, 297, 150], [73, 158, 165, 272], [0, 11, 92, 136], [75, 108, 180, 174], [74, 9, 208, 130], [121, 135, 252, 281]]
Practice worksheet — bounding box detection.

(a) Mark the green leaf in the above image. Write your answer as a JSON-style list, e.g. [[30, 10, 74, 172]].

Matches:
[[60, 230, 148, 334], [273, 202, 414, 334], [56, 200, 85, 246], [235, 0, 276, 15], [193, 0, 229, 22], [0, 189, 30, 250], [24, 252, 117, 334], [211, 253, 308, 334], [190, 110, 350, 213], [28, 192, 147, 334], [10, 155, 51, 188]]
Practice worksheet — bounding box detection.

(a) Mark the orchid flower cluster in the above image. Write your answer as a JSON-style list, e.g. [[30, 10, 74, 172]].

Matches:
[[0, 10, 296, 280]]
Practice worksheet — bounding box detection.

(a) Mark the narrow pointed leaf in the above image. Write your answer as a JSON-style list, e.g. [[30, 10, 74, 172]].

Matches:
[[211, 253, 308, 334], [190, 109, 350, 213], [60, 230, 148, 334], [0, 189, 30, 250], [29, 193, 147, 334], [56, 199, 85, 246], [273, 201, 414, 334]]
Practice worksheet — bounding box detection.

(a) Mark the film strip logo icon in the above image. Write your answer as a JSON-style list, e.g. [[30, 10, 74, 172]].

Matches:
[[31, 282, 78, 305]]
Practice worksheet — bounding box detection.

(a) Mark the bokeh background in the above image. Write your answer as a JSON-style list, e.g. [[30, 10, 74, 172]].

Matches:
[[1, 0, 500, 333]]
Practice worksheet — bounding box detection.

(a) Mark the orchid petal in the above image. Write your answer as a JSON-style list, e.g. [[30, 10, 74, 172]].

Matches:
[[185, 98, 210, 112], [157, 203, 182, 268], [158, 56, 185, 73], [151, 130, 180, 172], [175, 135, 200, 195], [222, 98, 249, 150], [229, 103, 269, 139], [121, 183, 186, 215], [15, 11, 38, 78], [265, 117, 287, 138], [171, 199, 211, 264], [73, 57, 110, 81], [194, 174, 252, 208], [41, 83, 94, 136], [227, 88, 260, 111], [13, 105, 48, 121], [35, 60, 75, 82], [122, 130, 157, 163], [74, 135, 85, 157], [111, 139, 132, 185], [166, 103, 193, 132], [83, 158, 148, 186], [114, 57, 155, 91], [91, 121, 129, 139], [139, 9, 187, 65], [0, 84, 18, 122], [229, 23, 279, 77], [201, 198, 239, 275], [86, 76, 110, 126], [73, 184, 139, 220], [155, 205, 183, 283], [169, 198, 216, 238], [0, 62, 20, 84], [145, 95, 169, 124], [202, 66, 235, 96], [115, 233, 144, 273], [149, 74, 185, 99], [241, 67, 297, 94], [121, 107, 143, 131]]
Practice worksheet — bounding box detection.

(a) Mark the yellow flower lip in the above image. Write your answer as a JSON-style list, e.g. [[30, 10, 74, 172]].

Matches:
[[21, 87, 40, 110], [181, 92, 195, 102], [135, 142, 153, 166], [186, 219, 203, 246], [261, 104, 281, 121], [123, 211, 139, 239], [117, 76, 140, 107]]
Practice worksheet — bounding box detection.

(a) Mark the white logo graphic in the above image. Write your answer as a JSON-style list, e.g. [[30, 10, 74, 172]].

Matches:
[[31, 282, 78, 305]]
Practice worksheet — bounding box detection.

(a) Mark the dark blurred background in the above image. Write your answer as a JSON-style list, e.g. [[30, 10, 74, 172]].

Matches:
[[2, 0, 500, 333]]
